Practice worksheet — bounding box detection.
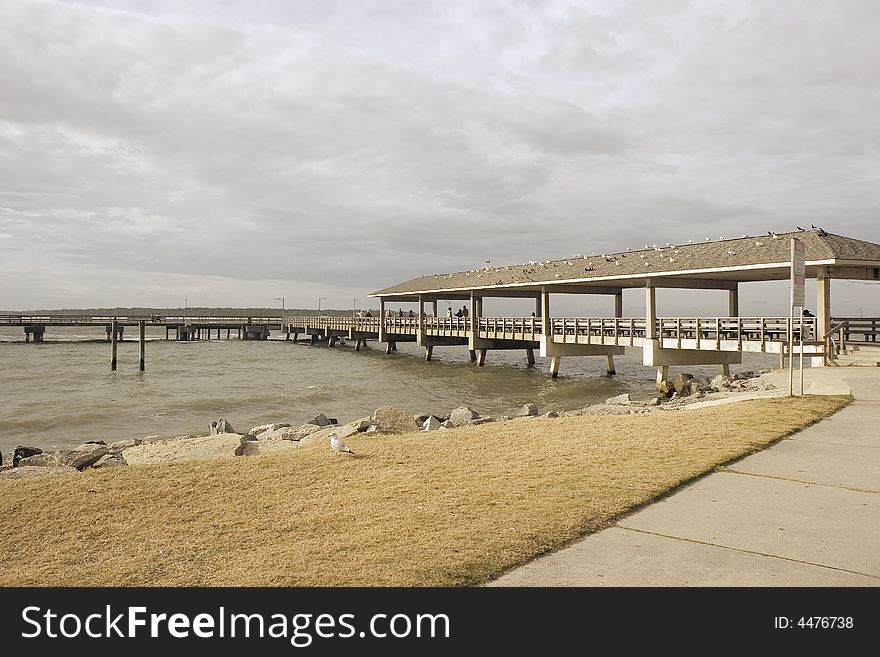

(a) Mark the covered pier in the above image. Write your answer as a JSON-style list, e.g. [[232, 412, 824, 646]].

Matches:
[[354, 230, 880, 384]]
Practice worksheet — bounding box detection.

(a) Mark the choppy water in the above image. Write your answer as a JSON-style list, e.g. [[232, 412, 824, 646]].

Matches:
[[0, 326, 778, 456]]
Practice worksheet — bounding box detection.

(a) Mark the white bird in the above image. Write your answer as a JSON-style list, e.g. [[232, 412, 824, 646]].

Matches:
[[330, 433, 354, 455]]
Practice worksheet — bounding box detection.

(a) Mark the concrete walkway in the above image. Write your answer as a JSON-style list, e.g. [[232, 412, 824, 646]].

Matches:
[[490, 368, 880, 586]]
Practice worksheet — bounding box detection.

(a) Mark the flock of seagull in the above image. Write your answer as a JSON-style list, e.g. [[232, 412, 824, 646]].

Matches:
[[426, 226, 829, 286]]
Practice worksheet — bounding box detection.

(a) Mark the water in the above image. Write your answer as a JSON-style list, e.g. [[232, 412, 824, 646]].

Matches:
[[0, 326, 778, 455]]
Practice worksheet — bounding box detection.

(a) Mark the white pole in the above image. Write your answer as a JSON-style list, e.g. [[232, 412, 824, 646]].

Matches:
[[789, 306, 794, 397], [799, 313, 805, 395]]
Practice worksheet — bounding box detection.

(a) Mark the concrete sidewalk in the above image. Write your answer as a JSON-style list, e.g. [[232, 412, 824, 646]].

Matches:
[[490, 368, 880, 587]]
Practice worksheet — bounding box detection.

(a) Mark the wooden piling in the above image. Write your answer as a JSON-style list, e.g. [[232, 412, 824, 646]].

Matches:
[[526, 348, 535, 366], [111, 319, 118, 371], [139, 321, 146, 371]]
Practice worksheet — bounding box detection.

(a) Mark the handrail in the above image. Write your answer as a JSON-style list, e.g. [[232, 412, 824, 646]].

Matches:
[[823, 320, 847, 341]]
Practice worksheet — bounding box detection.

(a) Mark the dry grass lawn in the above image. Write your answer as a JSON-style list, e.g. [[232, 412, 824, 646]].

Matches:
[[0, 395, 848, 586]]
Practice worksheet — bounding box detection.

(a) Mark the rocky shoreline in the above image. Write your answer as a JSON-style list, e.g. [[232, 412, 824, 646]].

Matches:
[[0, 370, 778, 480]]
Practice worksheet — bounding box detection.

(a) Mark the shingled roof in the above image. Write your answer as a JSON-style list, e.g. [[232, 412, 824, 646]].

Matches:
[[371, 230, 880, 297]]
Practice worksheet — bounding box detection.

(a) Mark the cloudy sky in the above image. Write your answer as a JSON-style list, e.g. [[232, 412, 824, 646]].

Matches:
[[1, 0, 878, 312]]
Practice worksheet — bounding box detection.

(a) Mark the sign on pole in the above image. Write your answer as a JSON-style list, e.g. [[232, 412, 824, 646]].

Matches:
[[791, 239, 805, 308], [789, 239, 806, 396]]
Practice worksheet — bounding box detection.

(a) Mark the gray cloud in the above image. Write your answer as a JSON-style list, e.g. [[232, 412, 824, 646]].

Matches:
[[0, 0, 878, 311]]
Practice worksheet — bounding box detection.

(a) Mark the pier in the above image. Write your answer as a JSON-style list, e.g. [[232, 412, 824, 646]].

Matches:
[[3, 230, 879, 385]]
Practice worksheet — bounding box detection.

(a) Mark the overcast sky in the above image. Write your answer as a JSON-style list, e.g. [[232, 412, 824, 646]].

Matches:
[[1, 0, 878, 313]]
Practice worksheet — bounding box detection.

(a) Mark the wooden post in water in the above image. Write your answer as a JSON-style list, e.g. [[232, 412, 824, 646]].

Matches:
[[139, 321, 146, 371], [111, 318, 118, 371]]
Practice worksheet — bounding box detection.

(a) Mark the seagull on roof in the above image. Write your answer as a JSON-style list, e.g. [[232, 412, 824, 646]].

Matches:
[[705, 237, 711, 241], [797, 226, 805, 231], [688, 239, 693, 243], [330, 433, 354, 455]]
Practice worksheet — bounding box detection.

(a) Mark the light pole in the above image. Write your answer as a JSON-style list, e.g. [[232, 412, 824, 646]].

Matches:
[[274, 296, 285, 320], [353, 298, 358, 318], [318, 297, 326, 316]]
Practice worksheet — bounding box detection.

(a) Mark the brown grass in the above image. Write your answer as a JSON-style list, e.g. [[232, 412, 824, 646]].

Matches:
[[0, 395, 848, 586]]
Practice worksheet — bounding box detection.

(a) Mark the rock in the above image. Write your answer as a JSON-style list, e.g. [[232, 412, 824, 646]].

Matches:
[[124, 433, 243, 465], [604, 393, 632, 405], [710, 374, 734, 392], [248, 423, 291, 437], [0, 465, 78, 480], [299, 417, 368, 446], [209, 418, 236, 435], [543, 411, 559, 418], [496, 415, 511, 422], [658, 380, 674, 396], [647, 396, 663, 406], [306, 413, 332, 427], [759, 368, 772, 375], [671, 372, 694, 394], [352, 417, 374, 432], [421, 416, 442, 431], [440, 420, 454, 429], [18, 443, 109, 471], [733, 370, 756, 381], [266, 424, 322, 441], [364, 425, 379, 433], [109, 438, 144, 451], [84, 439, 106, 445], [670, 392, 679, 400], [328, 418, 338, 425], [468, 417, 493, 426], [90, 451, 127, 468], [372, 406, 418, 433], [234, 434, 260, 457], [686, 381, 702, 397], [13, 446, 42, 467], [517, 403, 539, 417], [449, 406, 480, 427]]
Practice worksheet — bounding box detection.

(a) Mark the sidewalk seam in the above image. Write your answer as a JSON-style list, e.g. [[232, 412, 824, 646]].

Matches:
[[717, 467, 879, 493], [615, 526, 880, 581]]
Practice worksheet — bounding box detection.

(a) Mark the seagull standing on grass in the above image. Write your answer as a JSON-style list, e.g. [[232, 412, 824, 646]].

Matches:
[[330, 433, 354, 455]]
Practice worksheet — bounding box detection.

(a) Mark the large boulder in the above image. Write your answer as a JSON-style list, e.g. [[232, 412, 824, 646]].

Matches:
[[13, 446, 42, 467], [440, 420, 454, 429], [0, 465, 78, 480], [209, 418, 236, 435], [248, 423, 291, 438], [421, 416, 442, 432], [307, 413, 332, 427], [372, 406, 418, 433], [124, 433, 243, 465], [671, 373, 694, 394], [298, 421, 361, 447], [449, 406, 480, 427], [710, 374, 734, 392], [264, 424, 322, 441], [733, 370, 756, 381], [658, 379, 675, 396], [18, 443, 109, 471], [234, 435, 260, 457], [604, 393, 632, 405], [90, 451, 127, 469], [517, 403, 539, 417]]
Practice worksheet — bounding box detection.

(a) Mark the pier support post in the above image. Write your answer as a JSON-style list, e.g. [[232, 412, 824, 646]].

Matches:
[[779, 348, 785, 369], [425, 345, 433, 361], [111, 319, 118, 371], [728, 285, 739, 317], [645, 281, 657, 339], [526, 348, 535, 366], [605, 354, 616, 375], [549, 356, 561, 378], [328, 335, 337, 347], [656, 365, 669, 390], [469, 349, 477, 362], [391, 341, 397, 351], [310, 334, 318, 345], [477, 349, 487, 367], [432, 300, 438, 317], [139, 321, 145, 372], [719, 363, 731, 377]]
